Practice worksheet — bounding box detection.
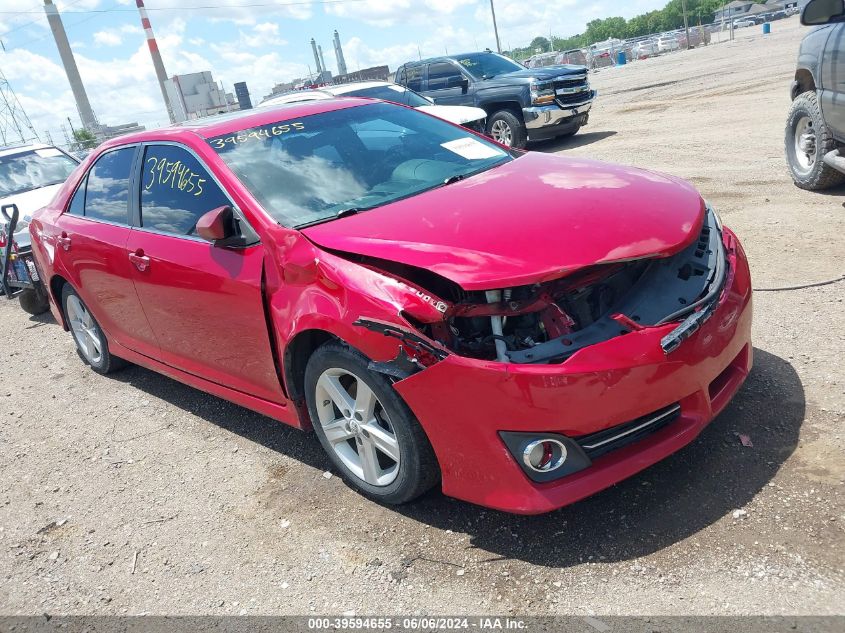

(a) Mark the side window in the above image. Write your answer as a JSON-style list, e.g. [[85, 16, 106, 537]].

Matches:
[[85, 147, 135, 223], [394, 67, 406, 86], [140, 144, 230, 236], [405, 65, 423, 92], [67, 178, 86, 216], [427, 62, 463, 91]]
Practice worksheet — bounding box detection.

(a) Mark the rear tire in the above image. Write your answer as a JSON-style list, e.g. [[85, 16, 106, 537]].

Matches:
[[487, 109, 527, 149], [18, 288, 49, 315], [61, 284, 127, 375], [304, 342, 440, 505], [785, 91, 845, 190]]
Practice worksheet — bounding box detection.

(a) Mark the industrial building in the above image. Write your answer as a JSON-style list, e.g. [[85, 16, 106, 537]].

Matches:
[[164, 72, 237, 122], [333, 65, 390, 84]]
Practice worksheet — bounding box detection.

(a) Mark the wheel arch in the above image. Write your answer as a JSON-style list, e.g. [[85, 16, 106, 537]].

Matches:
[[480, 100, 525, 121], [282, 328, 341, 427], [49, 274, 70, 330], [792, 68, 817, 101]]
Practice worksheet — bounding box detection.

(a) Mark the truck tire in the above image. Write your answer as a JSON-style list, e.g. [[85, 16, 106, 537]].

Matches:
[[487, 109, 527, 149], [785, 91, 845, 190], [18, 288, 49, 315]]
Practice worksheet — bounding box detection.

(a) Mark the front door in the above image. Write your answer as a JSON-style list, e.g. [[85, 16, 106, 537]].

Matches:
[[821, 24, 845, 138], [425, 61, 470, 105], [125, 143, 284, 403]]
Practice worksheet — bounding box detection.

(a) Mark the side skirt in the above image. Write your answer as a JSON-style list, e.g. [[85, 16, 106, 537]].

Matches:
[[110, 338, 304, 429]]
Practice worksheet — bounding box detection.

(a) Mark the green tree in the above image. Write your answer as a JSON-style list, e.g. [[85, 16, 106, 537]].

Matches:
[[529, 36, 551, 53], [72, 128, 97, 151]]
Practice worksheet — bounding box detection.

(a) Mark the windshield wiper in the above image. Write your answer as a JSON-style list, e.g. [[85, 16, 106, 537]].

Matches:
[[336, 207, 366, 219], [443, 174, 468, 186]]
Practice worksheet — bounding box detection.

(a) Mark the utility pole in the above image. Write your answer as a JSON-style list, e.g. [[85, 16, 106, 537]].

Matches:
[[681, 0, 691, 49], [0, 69, 39, 145], [489, 0, 501, 53]]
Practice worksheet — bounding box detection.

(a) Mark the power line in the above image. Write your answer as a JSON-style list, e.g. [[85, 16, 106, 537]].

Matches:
[[0, 0, 87, 37], [1, 0, 369, 15]]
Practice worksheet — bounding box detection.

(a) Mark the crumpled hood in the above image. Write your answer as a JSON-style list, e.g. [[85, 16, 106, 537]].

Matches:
[[1, 184, 62, 247], [302, 153, 706, 291]]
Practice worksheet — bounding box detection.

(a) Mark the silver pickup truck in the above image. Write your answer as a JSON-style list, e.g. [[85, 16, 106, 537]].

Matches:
[[785, 0, 845, 190]]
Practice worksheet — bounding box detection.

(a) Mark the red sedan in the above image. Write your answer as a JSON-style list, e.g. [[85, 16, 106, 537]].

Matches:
[[29, 99, 752, 514]]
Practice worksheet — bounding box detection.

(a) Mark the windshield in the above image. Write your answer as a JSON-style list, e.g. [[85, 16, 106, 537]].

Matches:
[[209, 102, 512, 228], [0, 148, 77, 197], [453, 53, 524, 79], [342, 85, 430, 107]]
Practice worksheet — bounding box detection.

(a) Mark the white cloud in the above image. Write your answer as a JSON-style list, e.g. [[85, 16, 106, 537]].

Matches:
[[93, 30, 122, 46]]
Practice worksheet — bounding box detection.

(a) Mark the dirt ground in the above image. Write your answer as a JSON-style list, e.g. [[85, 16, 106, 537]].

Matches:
[[1, 16, 842, 617]]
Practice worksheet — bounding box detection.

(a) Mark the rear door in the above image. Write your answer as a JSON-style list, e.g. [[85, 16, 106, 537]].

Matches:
[[125, 142, 284, 403], [820, 23, 845, 139], [56, 145, 161, 358]]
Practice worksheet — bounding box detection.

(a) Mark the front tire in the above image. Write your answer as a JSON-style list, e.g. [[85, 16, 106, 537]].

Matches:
[[487, 109, 527, 149], [304, 342, 440, 505], [785, 91, 845, 190], [61, 284, 126, 374]]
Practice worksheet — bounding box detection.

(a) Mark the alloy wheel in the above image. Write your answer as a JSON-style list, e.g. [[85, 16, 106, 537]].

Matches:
[[314, 368, 400, 486], [793, 115, 817, 174], [66, 294, 103, 365], [491, 120, 514, 147]]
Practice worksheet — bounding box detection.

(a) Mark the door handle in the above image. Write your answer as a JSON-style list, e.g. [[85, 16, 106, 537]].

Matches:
[[57, 232, 71, 251], [128, 250, 150, 272]]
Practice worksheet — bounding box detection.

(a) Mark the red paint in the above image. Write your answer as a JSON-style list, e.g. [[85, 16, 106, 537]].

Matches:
[[29, 101, 754, 514], [303, 153, 706, 290]]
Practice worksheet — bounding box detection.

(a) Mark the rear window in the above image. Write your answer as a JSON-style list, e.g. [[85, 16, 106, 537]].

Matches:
[[341, 85, 429, 107], [83, 147, 135, 224]]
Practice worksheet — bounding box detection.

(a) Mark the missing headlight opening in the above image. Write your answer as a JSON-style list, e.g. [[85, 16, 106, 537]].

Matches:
[[358, 209, 726, 367]]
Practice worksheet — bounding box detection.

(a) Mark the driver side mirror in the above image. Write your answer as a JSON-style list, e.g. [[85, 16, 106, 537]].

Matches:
[[446, 75, 470, 93], [802, 0, 845, 25], [196, 205, 241, 246]]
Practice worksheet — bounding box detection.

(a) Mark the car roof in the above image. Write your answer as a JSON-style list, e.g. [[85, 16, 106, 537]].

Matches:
[[97, 98, 373, 149], [0, 143, 57, 158], [402, 51, 499, 67], [326, 81, 393, 94], [262, 90, 334, 106]]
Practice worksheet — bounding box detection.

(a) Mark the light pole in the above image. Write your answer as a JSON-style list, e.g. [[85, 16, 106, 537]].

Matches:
[[681, 0, 691, 49], [490, 0, 501, 53]]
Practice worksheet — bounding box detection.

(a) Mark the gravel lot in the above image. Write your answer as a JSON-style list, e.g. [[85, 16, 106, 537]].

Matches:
[[1, 16, 842, 616]]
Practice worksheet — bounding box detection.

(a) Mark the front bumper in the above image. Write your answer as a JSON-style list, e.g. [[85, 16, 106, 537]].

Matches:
[[523, 97, 594, 140], [394, 229, 753, 514]]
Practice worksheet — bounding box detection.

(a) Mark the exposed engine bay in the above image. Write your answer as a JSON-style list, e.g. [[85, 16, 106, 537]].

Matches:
[[355, 208, 727, 366]]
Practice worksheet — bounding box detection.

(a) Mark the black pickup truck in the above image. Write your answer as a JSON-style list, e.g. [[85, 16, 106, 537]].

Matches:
[[785, 0, 845, 190], [395, 51, 595, 149]]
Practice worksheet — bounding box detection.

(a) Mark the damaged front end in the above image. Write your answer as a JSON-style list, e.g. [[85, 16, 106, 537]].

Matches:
[[356, 206, 727, 368]]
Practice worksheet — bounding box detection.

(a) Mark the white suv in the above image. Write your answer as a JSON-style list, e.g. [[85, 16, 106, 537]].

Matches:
[[262, 81, 488, 132], [1, 143, 79, 249]]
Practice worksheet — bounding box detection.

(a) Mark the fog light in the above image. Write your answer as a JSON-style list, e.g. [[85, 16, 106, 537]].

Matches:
[[523, 439, 567, 473]]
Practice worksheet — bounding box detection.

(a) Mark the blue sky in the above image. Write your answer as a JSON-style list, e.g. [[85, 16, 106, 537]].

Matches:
[[0, 0, 667, 144]]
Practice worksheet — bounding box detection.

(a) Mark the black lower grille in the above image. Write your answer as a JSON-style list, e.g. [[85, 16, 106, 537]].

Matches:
[[576, 403, 681, 460]]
